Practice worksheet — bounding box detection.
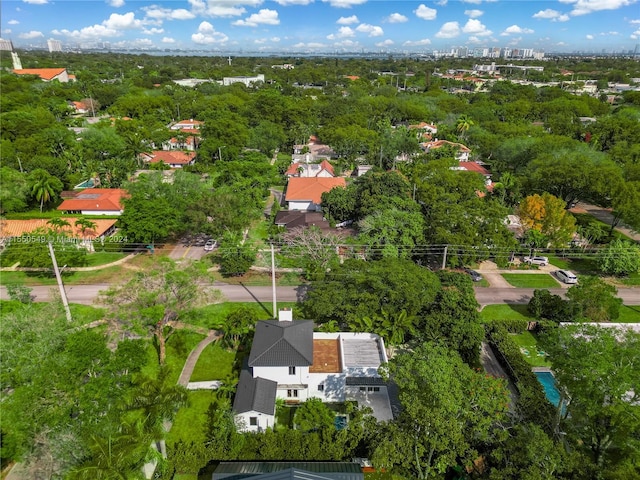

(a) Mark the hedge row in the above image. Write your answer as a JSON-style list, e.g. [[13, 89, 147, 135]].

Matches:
[[486, 324, 557, 434]]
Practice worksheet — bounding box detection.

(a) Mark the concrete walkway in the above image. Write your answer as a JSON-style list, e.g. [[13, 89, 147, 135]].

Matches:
[[0, 252, 138, 272], [177, 329, 222, 387]]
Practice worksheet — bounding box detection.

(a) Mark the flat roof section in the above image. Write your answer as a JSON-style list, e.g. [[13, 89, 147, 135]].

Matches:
[[342, 339, 384, 368], [309, 339, 342, 373]]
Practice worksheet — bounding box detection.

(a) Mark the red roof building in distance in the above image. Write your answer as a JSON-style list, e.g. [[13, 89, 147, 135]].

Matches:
[[458, 161, 490, 177], [1, 218, 117, 240], [140, 151, 196, 168], [13, 68, 70, 82], [171, 119, 204, 131], [57, 189, 127, 215], [285, 177, 346, 212], [421, 139, 471, 161]]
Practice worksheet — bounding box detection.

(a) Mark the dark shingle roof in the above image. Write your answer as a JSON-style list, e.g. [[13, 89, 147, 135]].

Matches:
[[248, 320, 314, 367], [232, 370, 277, 415], [213, 462, 363, 480]]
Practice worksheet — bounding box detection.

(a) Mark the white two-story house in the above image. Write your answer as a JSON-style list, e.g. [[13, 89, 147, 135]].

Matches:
[[233, 309, 392, 432]]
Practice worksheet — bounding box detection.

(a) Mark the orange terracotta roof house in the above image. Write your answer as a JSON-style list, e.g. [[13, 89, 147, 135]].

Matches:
[[170, 119, 204, 130], [285, 159, 335, 178], [458, 161, 490, 176], [285, 177, 346, 212], [13, 68, 70, 82], [57, 189, 127, 215], [1, 218, 117, 240], [421, 139, 471, 161], [140, 151, 196, 168]]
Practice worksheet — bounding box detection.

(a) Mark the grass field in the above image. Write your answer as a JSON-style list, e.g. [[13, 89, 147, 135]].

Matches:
[[181, 302, 298, 330], [511, 331, 552, 367], [190, 342, 236, 382], [480, 304, 534, 322], [208, 269, 304, 286], [167, 390, 217, 446], [501, 273, 560, 288], [617, 305, 640, 323], [83, 251, 127, 266]]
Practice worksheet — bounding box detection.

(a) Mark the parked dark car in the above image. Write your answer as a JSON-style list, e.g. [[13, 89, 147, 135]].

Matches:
[[464, 268, 483, 282]]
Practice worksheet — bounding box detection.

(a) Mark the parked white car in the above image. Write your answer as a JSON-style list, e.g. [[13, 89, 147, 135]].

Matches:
[[204, 239, 217, 251], [523, 256, 549, 266], [556, 270, 578, 284]]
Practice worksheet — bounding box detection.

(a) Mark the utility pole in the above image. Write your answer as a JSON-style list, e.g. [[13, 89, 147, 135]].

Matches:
[[271, 243, 277, 319], [441, 245, 448, 270], [48, 242, 72, 322]]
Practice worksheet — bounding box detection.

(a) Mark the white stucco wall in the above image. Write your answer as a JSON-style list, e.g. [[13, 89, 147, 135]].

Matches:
[[81, 210, 122, 216], [235, 410, 274, 432]]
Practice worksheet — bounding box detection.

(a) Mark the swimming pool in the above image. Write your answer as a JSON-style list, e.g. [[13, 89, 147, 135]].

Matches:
[[334, 415, 347, 430], [534, 371, 561, 407]]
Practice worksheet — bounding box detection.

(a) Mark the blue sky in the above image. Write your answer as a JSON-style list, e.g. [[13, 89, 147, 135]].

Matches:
[[1, 0, 638, 53]]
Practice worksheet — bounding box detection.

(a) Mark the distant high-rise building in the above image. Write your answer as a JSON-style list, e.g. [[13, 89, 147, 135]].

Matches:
[[0, 38, 13, 51], [47, 39, 62, 52]]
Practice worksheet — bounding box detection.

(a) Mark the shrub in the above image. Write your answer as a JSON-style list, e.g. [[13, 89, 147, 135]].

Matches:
[[527, 289, 571, 322], [486, 325, 556, 433]]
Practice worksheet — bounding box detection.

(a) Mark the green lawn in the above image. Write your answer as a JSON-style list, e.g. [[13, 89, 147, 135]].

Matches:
[[190, 342, 236, 382], [84, 251, 127, 267], [167, 390, 217, 446], [617, 272, 640, 287], [0, 265, 132, 286], [275, 404, 298, 431], [511, 331, 552, 367], [617, 305, 640, 323], [501, 273, 560, 288], [181, 302, 298, 330], [480, 304, 535, 322]]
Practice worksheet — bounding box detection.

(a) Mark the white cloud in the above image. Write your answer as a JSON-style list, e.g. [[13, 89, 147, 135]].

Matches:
[[188, 0, 257, 18], [53, 24, 121, 39], [559, 0, 637, 16], [107, 0, 125, 7], [271, 36, 280, 41], [322, 0, 367, 8], [19, 30, 44, 39], [630, 19, 640, 23], [376, 39, 394, 47], [586, 34, 594, 39], [435, 21, 460, 38], [337, 15, 358, 24], [142, 27, 164, 35], [161, 37, 176, 43], [274, 0, 312, 4], [8, 19, 19, 25], [467, 35, 483, 43], [143, 7, 196, 21], [191, 21, 228, 43], [356, 23, 383, 36], [462, 19, 491, 36], [464, 9, 483, 17], [435, 0, 447, 5], [501, 24, 534, 35], [3, 29, 12, 34], [632, 28, 640, 38], [415, 4, 437, 20], [403, 38, 431, 46], [462, 0, 482, 4], [532, 9, 570, 21], [22, 0, 48, 4], [333, 39, 359, 48], [387, 13, 408, 23], [327, 26, 355, 39], [293, 42, 326, 48], [233, 9, 280, 26], [104, 12, 142, 29]]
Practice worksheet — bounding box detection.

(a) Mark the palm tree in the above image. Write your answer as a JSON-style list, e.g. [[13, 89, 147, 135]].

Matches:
[[67, 421, 153, 480], [75, 217, 98, 237], [29, 169, 61, 213], [455, 114, 474, 140], [47, 217, 71, 234]]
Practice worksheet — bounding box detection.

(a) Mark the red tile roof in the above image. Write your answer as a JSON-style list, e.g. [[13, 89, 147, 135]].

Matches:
[[285, 177, 346, 204], [142, 151, 196, 165], [13, 68, 67, 80], [57, 189, 127, 213], [422, 139, 471, 152], [458, 161, 490, 176], [285, 160, 335, 177], [1, 218, 117, 239]]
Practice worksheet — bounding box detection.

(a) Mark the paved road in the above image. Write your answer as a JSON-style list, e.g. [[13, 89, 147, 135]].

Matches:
[[0, 283, 307, 305], [2, 283, 639, 306]]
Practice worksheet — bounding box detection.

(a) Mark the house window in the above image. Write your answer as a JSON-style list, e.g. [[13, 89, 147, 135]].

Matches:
[[287, 389, 298, 398], [249, 417, 258, 426], [318, 384, 324, 392], [288, 366, 296, 375], [367, 387, 380, 392], [359, 387, 366, 392]]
